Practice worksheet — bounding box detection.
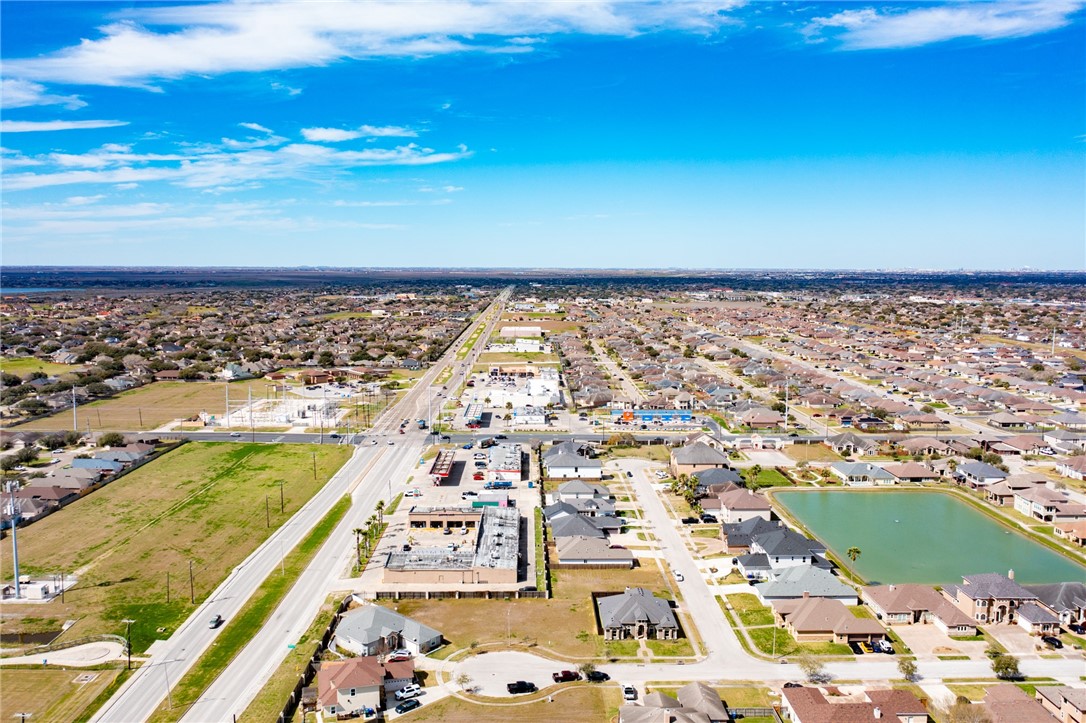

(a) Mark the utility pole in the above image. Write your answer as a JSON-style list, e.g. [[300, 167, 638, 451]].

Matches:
[[279, 479, 284, 512], [9, 484, 21, 599], [166, 571, 170, 603], [137, 408, 143, 428], [72, 387, 78, 432], [188, 560, 195, 604], [312, 451, 317, 480], [249, 387, 254, 442], [225, 383, 230, 429]]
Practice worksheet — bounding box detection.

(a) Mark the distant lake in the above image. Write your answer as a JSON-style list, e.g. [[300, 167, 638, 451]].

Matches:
[[775, 489, 1086, 585], [0, 288, 73, 294]]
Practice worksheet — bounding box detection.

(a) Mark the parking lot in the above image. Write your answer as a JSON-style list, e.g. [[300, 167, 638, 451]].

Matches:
[[356, 441, 542, 593]]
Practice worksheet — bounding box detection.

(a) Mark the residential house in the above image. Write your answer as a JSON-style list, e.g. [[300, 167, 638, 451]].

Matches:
[[721, 517, 782, 553], [597, 587, 679, 641], [619, 682, 727, 723], [543, 442, 603, 480], [984, 474, 1050, 507], [829, 462, 897, 487], [861, 584, 977, 635], [1013, 487, 1086, 523], [882, 462, 939, 483], [1015, 602, 1060, 635], [942, 572, 1039, 625], [1035, 686, 1086, 723], [316, 658, 384, 718], [774, 594, 886, 644], [955, 461, 1008, 488], [555, 536, 634, 568], [333, 604, 443, 656], [1057, 456, 1086, 481], [670, 442, 731, 478], [781, 686, 928, 723], [982, 683, 1053, 723], [1023, 582, 1086, 627], [824, 432, 879, 457], [555, 480, 612, 501], [755, 566, 858, 605], [1054, 520, 1086, 546], [716, 487, 772, 524], [71, 458, 124, 474]]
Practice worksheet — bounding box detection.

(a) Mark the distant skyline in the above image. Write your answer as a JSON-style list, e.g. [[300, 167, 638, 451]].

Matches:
[[2, 1, 1083, 269]]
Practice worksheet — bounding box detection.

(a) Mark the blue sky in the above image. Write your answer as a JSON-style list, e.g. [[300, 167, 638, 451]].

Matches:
[[2, 1, 1083, 269]]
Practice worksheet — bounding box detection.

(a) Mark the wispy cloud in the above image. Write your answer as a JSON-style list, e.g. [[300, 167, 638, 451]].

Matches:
[[805, 1, 1084, 50], [1, 79, 86, 110], [4, 1, 743, 88], [4, 139, 473, 191], [301, 125, 420, 142], [0, 119, 129, 132]]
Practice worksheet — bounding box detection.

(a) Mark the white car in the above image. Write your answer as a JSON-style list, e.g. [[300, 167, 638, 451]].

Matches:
[[404, 488, 422, 498], [395, 684, 422, 700], [387, 440, 395, 446]]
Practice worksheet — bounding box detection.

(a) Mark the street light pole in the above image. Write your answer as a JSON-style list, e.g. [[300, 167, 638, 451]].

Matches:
[[122, 619, 135, 669]]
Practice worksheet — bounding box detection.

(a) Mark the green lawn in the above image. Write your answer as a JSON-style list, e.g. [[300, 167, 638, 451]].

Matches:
[[148, 496, 351, 722], [0, 668, 123, 723], [0, 356, 82, 378], [0, 442, 352, 652], [727, 593, 775, 627], [747, 626, 852, 657], [749, 468, 793, 488]]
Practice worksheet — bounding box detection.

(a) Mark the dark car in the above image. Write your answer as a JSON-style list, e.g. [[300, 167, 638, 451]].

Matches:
[[585, 671, 610, 682], [401, 543, 411, 552], [552, 670, 581, 683], [1069, 623, 1085, 635], [783, 682, 803, 689], [699, 513, 718, 523], [440, 435, 451, 441], [626, 471, 633, 478], [494, 434, 507, 439], [1042, 635, 1063, 649], [463, 443, 473, 449], [680, 517, 699, 524], [507, 681, 537, 695], [849, 641, 864, 654], [395, 698, 422, 714]]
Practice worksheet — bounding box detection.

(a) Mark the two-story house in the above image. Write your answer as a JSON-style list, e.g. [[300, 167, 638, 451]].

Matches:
[[942, 572, 1039, 625]]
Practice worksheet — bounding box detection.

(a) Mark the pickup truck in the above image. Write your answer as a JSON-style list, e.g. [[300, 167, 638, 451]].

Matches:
[[484, 481, 512, 490], [506, 681, 537, 695], [552, 670, 581, 683]]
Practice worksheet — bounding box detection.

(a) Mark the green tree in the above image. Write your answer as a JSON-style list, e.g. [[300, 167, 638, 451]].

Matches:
[[375, 499, 386, 526], [897, 657, 919, 682], [846, 546, 862, 579], [991, 653, 1021, 680], [98, 432, 126, 447]]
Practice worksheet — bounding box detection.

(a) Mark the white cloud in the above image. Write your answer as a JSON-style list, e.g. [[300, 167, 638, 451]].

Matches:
[[805, 1, 1084, 49], [4, 139, 473, 192], [239, 122, 273, 133], [443, 185, 464, 192], [0, 119, 129, 132], [4, 1, 743, 87], [64, 195, 106, 206], [1, 79, 86, 109], [301, 125, 419, 142]]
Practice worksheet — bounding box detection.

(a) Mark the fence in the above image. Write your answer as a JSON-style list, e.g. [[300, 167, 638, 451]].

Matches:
[[24, 634, 128, 657], [277, 594, 354, 723], [729, 707, 783, 722], [372, 589, 547, 601]]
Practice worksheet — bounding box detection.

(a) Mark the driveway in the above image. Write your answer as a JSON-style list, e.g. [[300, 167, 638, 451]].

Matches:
[[889, 624, 988, 660], [985, 624, 1047, 656]]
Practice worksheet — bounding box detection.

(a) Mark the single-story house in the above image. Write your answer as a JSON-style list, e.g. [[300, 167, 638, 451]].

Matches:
[[597, 587, 679, 641], [755, 566, 857, 605], [543, 442, 604, 480], [882, 462, 939, 483], [781, 686, 928, 723], [1015, 602, 1060, 635], [333, 604, 443, 656], [829, 462, 896, 487], [955, 461, 1008, 488], [774, 595, 886, 644], [670, 442, 731, 478], [555, 536, 634, 568], [861, 584, 977, 635]]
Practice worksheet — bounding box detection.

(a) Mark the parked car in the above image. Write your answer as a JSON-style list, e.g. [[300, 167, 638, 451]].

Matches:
[[474, 461, 486, 468], [858, 641, 874, 654], [783, 682, 803, 689], [1042, 635, 1063, 649], [472, 472, 485, 480], [1069, 623, 1085, 635], [395, 698, 422, 714], [209, 614, 223, 629], [463, 443, 474, 449], [404, 488, 422, 497], [680, 517, 699, 524], [462, 491, 479, 499], [673, 571, 684, 582], [401, 544, 411, 552], [585, 671, 610, 682], [623, 686, 638, 701], [507, 681, 537, 695], [626, 471, 633, 478], [874, 639, 894, 654], [395, 684, 422, 700], [552, 670, 581, 683], [699, 513, 718, 523]]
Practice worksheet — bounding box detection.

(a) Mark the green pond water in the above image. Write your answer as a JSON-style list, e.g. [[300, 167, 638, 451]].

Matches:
[[774, 489, 1086, 585]]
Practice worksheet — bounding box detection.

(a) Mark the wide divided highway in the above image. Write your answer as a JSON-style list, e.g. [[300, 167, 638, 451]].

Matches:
[[91, 288, 510, 723]]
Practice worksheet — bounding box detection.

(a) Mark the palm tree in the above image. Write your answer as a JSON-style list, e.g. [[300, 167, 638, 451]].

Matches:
[[746, 464, 763, 490], [846, 546, 862, 579], [352, 527, 364, 567], [375, 499, 386, 526]]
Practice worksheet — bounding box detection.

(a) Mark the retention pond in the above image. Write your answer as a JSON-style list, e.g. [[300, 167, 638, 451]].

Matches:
[[774, 489, 1086, 585]]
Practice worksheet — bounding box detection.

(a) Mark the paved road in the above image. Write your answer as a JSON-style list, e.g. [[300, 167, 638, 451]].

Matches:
[[90, 288, 511, 723], [176, 287, 512, 722]]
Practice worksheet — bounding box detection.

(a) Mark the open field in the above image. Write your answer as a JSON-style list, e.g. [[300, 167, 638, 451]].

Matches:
[[0, 357, 83, 378], [383, 566, 671, 660], [0, 667, 124, 723], [11, 379, 280, 431], [406, 684, 620, 722], [783, 444, 841, 464], [604, 444, 670, 463], [148, 497, 351, 723], [0, 442, 352, 651]]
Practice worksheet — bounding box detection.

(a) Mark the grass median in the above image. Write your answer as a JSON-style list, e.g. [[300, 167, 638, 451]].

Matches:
[[146, 495, 351, 723]]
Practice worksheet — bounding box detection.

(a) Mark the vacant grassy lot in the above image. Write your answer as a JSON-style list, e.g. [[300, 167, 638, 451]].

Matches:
[[749, 468, 793, 488], [0, 357, 83, 378], [0, 442, 352, 651], [604, 444, 670, 463], [384, 566, 671, 660], [0, 667, 122, 722], [13, 379, 280, 431], [727, 593, 775, 627], [783, 444, 841, 464], [409, 685, 620, 722]]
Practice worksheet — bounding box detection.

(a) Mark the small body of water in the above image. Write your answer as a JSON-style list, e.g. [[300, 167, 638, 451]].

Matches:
[[0, 288, 72, 295], [774, 489, 1086, 585]]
